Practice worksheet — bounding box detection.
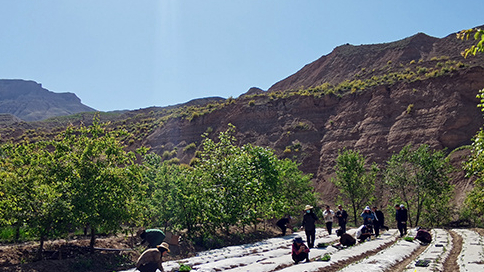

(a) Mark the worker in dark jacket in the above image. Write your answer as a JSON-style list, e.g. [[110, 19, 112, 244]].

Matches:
[[372, 206, 389, 232], [414, 227, 432, 244], [336, 205, 348, 233], [276, 216, 291, 236], [300, 205, 318, 248], [333, 228, 356, 248], [137, 228, 166, 248], [395, 204, 408, 237]]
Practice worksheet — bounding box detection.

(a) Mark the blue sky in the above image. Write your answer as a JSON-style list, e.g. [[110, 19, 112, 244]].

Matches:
[[1, 1, 483, 111]]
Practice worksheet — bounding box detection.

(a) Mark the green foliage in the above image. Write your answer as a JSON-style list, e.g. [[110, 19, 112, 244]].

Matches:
[[183, 142, 197, 152], [458, 29, 484, 226], [0, 118, 143, 251], [404, 236, 414, 242], [331, 149, 378, 226], [141, 125, 316, 238], [384, 144, 453, 227], [320, 253, 331, 261], [457, 28, 484, 57], [464, 118, 484, 225], [406, 104, 414, 114], [0, 140, 72, 253], [178, 264, 192, 271]]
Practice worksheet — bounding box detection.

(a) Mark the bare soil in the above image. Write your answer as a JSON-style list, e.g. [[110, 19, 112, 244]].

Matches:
[[443, 230, 463, 272]]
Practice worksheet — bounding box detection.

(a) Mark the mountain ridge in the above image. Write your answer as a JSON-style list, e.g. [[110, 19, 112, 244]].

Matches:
[[0, 79, 96, 121]]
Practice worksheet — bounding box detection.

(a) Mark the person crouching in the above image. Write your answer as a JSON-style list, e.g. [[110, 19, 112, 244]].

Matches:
[[136, 242, 170, 272], [414, 227, 432, 245], [292, 237, 310, 264]]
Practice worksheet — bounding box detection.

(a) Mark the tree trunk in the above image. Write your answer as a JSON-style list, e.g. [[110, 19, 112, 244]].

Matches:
[[89, 227, 96, 252], [37, 236, 45, 261], [14, 224, 20, 242], [352, 203, 358, 227]]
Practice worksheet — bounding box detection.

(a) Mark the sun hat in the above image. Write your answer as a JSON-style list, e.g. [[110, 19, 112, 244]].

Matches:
[[400, 204, 405, 208], [294, 236, 304, 243], [157, 242, 171, 253], [364, 206, 371, 211], [304, 205, 314, 211]]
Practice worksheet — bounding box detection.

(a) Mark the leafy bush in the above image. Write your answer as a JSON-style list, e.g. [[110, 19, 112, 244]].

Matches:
[[183, 143, 197, 152]]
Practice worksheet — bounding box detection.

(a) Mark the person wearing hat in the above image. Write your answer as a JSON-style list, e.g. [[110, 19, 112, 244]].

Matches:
[[336, 205, 348, 233], [360, 206, 375, 227], [136, 242, 170, 272], [137, 228, 166, 248], [300, 205, 318, 248], [291, 236, 310, 264]]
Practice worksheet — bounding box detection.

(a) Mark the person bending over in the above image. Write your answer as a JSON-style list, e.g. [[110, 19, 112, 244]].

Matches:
[[136, 242, 170, 272], [356, 225, 372, 243]]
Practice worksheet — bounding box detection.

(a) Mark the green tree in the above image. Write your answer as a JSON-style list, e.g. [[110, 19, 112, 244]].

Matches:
[[332, 149, 378, 226], [55, 120, 143, 250], [0, 141, 72, 258], [384, 144, 453, 227], [139, 125, 316, 239], [458, 27, 484, 226]]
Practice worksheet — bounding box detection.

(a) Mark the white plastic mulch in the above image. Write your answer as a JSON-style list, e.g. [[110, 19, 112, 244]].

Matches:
[[339, 229, 420, 272], [277, 229, 399, 272], [164, 228, 331, 272], [454, 229, 484, 272], [403, 228, 452, 272]]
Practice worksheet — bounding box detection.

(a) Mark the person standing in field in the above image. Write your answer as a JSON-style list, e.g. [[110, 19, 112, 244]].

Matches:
[[395, 204, 408, 237], [399, 204, 408, 236], [360, 206, 375, 226], [300, 205, 318, 248], [336, 204, 348, 233], [323, 205, 335, 235]]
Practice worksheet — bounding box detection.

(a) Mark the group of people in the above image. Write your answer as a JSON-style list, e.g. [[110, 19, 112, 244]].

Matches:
[[135, 228, 170, 272], [285, 203, 430, 263]]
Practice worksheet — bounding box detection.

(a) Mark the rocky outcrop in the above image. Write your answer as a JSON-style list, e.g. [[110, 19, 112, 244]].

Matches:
[[142, 67, 484, 204], [0, 79, 96, 121]]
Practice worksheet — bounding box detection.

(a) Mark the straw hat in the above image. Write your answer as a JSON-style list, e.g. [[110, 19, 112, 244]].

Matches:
[[304, 205, 314, 211], [156, 242, 171, 253]]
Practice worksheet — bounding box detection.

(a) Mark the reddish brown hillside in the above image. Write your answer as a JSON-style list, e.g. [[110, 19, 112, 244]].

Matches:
[[268, 31, 484, 92]]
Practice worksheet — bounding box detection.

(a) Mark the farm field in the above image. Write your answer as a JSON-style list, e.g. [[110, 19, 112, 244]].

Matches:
[[122, 228, 484, 272]]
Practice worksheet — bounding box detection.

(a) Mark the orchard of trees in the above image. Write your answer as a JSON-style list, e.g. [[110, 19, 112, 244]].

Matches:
[[0, 122, 317, 256], [332, 145, 454, 228]]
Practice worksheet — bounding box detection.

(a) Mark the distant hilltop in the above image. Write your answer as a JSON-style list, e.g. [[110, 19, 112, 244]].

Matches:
[[0, 79, 96, 121]]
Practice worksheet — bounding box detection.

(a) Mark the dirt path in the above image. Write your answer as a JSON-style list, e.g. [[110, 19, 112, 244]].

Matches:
[[388, 242, 428, 272], [443, 230, 462, 272]]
